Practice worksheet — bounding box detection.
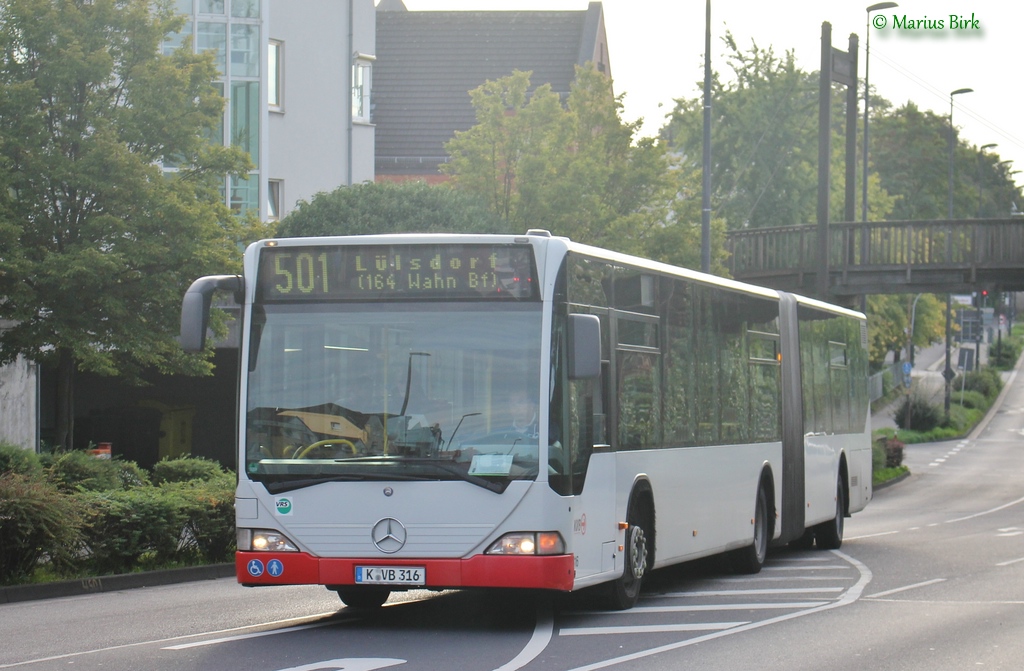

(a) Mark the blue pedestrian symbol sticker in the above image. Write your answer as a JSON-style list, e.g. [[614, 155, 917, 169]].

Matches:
[[247, 559, 265, 577], [267, 559, 284, 577]]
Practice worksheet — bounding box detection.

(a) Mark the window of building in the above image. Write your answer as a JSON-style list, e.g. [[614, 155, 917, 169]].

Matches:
[[231, 23, 259, 77], [198, 0, 225, 14], [231, 174, 259, 215], [352, 56, 374, 123], [267, 180, 282, 221], [231, 0, 259, 18], [197, 21, 227, 74], [231, 80, 259, 165], [268, 40, 282, 110]]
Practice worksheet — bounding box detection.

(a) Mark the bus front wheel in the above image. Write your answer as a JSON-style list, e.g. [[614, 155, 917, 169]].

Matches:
[[600, 498, 651, 610], [333, 586, 390, 609]]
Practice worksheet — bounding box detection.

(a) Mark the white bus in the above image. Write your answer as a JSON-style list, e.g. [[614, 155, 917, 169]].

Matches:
[[180, 231, 871, 610]]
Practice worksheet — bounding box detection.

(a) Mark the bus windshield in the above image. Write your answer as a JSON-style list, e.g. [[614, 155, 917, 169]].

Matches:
[[244, 302, 543, 492]]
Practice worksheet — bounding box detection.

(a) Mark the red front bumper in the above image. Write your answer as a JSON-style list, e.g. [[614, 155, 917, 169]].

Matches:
[[236, 552, 576, 592]]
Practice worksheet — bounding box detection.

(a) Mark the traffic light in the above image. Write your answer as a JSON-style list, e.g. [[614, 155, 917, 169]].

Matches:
[[981, 289, 989, 307]]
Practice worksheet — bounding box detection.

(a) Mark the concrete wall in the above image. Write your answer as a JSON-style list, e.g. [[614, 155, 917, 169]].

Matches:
[[267, 0, 376, 216], [0, 356, 37, 450]]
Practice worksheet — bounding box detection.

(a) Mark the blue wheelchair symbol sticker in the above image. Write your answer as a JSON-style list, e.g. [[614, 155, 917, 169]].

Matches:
[[267, 559, 284, 577], [247, 559, 265, 577]]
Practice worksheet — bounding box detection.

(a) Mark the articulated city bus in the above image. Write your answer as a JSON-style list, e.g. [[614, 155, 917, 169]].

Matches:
[[180, 231, 871, 610]]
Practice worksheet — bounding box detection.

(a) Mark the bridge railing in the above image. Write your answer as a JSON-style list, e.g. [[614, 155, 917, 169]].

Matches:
[[726, 218, 1024, 278]]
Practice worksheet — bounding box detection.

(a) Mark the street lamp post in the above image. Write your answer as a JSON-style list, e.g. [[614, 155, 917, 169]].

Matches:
[[945, 87, 973, 422], [863, 2, 898, 223], [978, 143, 997, 218]]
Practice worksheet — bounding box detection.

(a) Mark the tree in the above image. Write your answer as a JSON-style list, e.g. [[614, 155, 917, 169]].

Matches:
[[870, 102, 1023, 221], [443, 66, 688, 263], [0, 0, 256, 450], [665, 34, 896, 230], [277, 180, 508, 237]]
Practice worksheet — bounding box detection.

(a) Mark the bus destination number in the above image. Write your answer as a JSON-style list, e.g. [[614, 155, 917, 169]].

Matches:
[[355, 566, 426, 586], [260, 244, 536, 300]]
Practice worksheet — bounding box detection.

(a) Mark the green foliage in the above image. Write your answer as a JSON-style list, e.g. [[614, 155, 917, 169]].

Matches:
[[866, 294, 946, 369], [278, 180, 507, 237], [151, 455, 228, 485], [954, 389, 989, 410], [989, 338, 1021, 370], [47, 451, 128, 493], [957, 368, 1003, 400], [444, 66, 687, 264], [0, 0, 256, 450], [894, 394, 943, 433], [160, 473, 236, 563], [0, 443, 44, 478], [0, 472, 85, 584], [76, 486, 189, 575], [665, 34, 895, 230]]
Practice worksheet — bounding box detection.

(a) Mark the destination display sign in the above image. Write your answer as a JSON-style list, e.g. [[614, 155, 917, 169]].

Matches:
[[257, 243, 538, 301]]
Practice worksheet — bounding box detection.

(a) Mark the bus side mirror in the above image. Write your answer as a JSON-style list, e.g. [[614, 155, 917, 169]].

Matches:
[[180, 275, 243, 352], [568, 314, 601, 379]]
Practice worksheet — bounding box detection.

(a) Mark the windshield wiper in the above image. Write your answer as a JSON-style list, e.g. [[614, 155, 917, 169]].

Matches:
[[333, 455, 508, 493], [262, 472, 420, 494]]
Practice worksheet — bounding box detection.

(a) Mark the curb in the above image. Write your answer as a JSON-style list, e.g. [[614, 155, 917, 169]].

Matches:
[[0, 563, 235, 605]]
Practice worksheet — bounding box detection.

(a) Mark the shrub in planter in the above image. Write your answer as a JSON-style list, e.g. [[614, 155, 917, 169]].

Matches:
[[162, 472, 237, 563], [76, 486, 188, 575], [0, 443, 44, 478], [152, 456, 228, 484], [894, 394, 943, 432], [0, 472, 85, 583], [47, 450, 126, 492], [958, 368, 1003, 401], [954, 389, 989, 410]]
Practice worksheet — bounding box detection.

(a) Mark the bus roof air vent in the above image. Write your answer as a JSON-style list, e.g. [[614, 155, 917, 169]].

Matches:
[[525, 229, 552, 237]]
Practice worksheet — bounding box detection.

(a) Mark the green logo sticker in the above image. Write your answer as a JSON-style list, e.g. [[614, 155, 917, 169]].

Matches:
[[275, 497, 293, 515]]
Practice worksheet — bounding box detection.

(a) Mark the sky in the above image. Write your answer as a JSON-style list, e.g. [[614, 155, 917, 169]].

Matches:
[[399, 0, 1024, 193]]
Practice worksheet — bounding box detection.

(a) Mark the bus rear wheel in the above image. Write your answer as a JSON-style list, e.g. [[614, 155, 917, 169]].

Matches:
[[333, 586, 391, 609], [732, 485, 769, 574], [815, 477, 845, 550]]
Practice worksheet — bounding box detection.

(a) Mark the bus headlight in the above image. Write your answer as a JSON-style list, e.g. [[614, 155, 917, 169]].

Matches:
[[486, 532, 565, 556], [239, 529, 299, 552]]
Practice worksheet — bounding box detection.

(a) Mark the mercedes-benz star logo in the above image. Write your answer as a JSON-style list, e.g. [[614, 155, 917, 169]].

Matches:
[[371, 517, 407, 554]]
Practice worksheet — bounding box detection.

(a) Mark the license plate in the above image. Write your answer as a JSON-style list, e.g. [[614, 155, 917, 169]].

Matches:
[[355, 566, 426, 586]]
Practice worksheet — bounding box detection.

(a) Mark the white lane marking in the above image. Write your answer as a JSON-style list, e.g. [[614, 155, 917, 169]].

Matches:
[[559, 550, 871, 671], [0, 612, 339, 668], [657, 587, 844, 597], [996, 557, 1024, 567], [491, 600, 554, 671], [864, 579, 947, 599], [594, 602, 829, 614], [561, 622, 748, 636], [165, 621, 336, 649], [946, 494, 1024, 524]]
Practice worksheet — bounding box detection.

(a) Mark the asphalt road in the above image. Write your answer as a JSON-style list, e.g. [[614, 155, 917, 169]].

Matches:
[[3, 361, 1022, 671]]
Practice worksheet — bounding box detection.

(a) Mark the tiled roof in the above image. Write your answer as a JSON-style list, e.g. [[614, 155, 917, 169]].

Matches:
[[374, 4, 608, 176]]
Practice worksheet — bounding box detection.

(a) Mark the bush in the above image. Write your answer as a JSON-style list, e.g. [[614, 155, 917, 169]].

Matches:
[[957, 368, 1003, 401], [76, 486, 189, 575], [882, 437, 904, 468], [989, 339, 1021, 370], [0, 472, 85, 584], [47, 450, 126, 492], [894, 394, 943, 432], [0, 443, 44, 478], [151, 456, 228, 485], [161, 472, 237, 563], [954, 389, 989, 410]]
